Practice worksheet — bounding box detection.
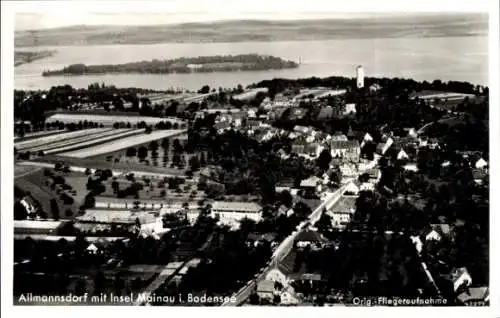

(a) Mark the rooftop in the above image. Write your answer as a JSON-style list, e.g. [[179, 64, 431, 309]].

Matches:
[[328, 140, 360, 149], [257, 280, 275, 293], [457, 287, 489, 303], [212, 201, 262, 213], [331, 196, 357, 214], [14, 220, 62, 230], [300, 176, 321, 187]]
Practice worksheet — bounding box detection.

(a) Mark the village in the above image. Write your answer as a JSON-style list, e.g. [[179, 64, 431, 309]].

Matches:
[[13, 65, 489, 306]]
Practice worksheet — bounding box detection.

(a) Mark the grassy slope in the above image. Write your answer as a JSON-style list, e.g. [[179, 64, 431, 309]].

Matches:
[[15, 14, 488, 47]]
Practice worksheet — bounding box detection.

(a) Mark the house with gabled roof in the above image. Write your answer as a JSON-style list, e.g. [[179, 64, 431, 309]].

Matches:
[[291, 136, 322, 159], [475, 158, 488, 169], [449, 267, 472, 292], [299, 176, 322, 190], [328, 195, 357, 227], [457, 286, 489, 305], [294, 229, 329, 249], [328, 140, 361, 162]]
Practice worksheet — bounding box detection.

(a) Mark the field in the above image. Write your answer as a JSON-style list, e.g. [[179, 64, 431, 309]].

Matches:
[[45, 129, 144, 155], [16, 169, 91, 219], [14, 164, 42, 178], [46, 113, 184, 126], [15, 128, 107, 151], [59, 130, 185, 158], [17, 128, 151, 156], [14, 129, 66, 142], [15, 177, 53, 214]]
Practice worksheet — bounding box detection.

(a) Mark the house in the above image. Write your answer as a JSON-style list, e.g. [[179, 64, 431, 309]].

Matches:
[[475, 158, 488, 169], [376, 137, 394, 156], [360, 132, 373, 148], [247, 108, 258, 118], [295, 229, 328, 249], [343, 181, 360, 196], [86, 243, 101, 255], [267, 249, 319, 286], [20, 196, 37, 215], [449, 267, 472, 292], [339, 162, 358, 178], [328, 196, 357, 226], [407, 128, 418, 138], [293, 125, 311, 135], [472, 169, 487, 185], [256, 280, 276, 301], [425, 229, 442, 242], [279, 286, 300, 305], [457, 287, 489, 305], [299, 176, 322, 191], [211, 201, 262, 225], [344, 103, 357, 115], [403, 163, 419, 172], [330, 131, 348, 141], [266, 268, 289, 286], [322, 167, 341, 185], [369, 83, 382, 92], [365, 168, 382, 183], [397, 149, 410, 160], [214, 121, 232, 134], [328, 140, 361, 162], [359, 182, 375, 192], [247, 232, 278, 247], [410, 235, 423, 254], [14, 220, 62, 235]]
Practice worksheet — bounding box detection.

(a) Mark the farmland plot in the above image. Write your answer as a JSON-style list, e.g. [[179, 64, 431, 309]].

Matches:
[[48, 129, 145, 155], [15, 128, 107, 151], [59, 129, 184, 158], [28, 128, 122, 153], [14, 129, 66, 142], [46, 113, 184, 126]]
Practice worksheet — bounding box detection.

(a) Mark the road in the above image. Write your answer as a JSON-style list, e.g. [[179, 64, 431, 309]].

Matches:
[[221, 183, 350, 306]]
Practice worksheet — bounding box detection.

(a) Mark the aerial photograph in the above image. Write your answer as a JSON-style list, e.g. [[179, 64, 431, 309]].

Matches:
[[9, 6, 490, 308]]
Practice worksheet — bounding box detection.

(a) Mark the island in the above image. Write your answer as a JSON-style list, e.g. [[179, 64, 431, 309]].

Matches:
[[41, 54, 299, 76], [15, 50, 56, 67]]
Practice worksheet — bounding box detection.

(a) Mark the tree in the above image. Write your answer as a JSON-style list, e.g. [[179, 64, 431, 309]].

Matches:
[[189, 156, 201, 171], [14, 201, 28, 220], [317, 149, 332, 172], [93, 271, 106, 295], [278, 190, 293, 208], [249, 293, 260, 305], [161, 138, 170, 151], [50, 198, 60, 220], [74, 280, 87, 297], [149, 140, 159, 151], [65, 208, 73, 217], [315, 212, 332, 233], [83, 193, 96, 209], [126, 147, 137, 157], [137, 146, 148, 161], [198, 85, 210, 94], [112, 180, 119, 193]]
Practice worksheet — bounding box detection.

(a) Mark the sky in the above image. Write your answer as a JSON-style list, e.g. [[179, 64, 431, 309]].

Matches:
[[15, 12, 404, 31], [11, 0, 490, 32]]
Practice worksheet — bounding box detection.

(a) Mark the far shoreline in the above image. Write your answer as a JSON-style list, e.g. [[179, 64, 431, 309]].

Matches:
[[14, 33, 488, 49]]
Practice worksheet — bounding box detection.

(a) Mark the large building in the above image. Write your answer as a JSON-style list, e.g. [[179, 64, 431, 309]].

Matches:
[[211, 201, 262, 225], [356, 65, 365, 89], [327, 140, 361, 162]]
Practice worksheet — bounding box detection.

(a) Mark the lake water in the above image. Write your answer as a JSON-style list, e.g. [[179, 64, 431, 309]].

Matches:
[[15, 36, 488, 91]]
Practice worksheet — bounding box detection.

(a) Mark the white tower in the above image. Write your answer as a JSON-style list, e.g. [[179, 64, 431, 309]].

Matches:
[[356, 65, 364, 89]]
